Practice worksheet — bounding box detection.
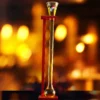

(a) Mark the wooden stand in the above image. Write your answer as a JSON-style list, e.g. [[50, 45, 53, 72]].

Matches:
[[38, 95, 58, 100]]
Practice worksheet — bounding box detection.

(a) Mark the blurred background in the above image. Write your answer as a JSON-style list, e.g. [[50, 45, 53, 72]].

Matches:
[[0, 0, 100, 93]]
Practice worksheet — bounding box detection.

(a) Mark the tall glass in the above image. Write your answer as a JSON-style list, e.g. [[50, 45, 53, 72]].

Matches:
[[44, 1, 59, 96]]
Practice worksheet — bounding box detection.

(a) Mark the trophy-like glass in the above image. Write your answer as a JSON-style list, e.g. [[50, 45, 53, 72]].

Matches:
[[44, 1, 58, 96], [39, 1, 59, 100]]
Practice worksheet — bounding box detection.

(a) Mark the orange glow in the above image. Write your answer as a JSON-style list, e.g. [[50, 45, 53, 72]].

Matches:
[[67, 0, 86, 3], [1, 37, 17, 55], [55, 24, 67, 42], [1, 24, 13, 39], [17, 25, 29, 41], [68, 86, 76, 90], [32, 3, 45, 17], [16, 44, 32, 61], [76, 42, 85, 53], [1, 43, 15, 55], [82, 67, 97, 78], [0, 56, 8, 68], [0, 56, 15, 68], [85, 80, 93, 91], [71, 69, 81, 78], [75, 0, 86, 3], [81, 33, 97, 44], [7, 56, 15, 67]]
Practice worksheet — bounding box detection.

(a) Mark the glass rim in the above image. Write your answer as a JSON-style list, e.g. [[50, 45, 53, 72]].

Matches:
[[46, 1, 59, 5]]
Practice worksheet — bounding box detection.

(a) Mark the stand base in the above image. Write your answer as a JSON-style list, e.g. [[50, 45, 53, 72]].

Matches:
[[38, 95, 58, 100]]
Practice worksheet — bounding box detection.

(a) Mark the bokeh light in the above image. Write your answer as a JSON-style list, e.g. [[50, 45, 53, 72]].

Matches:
[[74, 0, 86, 3], [32, 3, 45, 17], [17, 25, 29, 41], [1, 43, 15, 55], [71, 69, 81, 79], [67, 0, 86, 4], [76, 42, 85, 53], [81, 33, 97, 44], [55, 24, 67, 42], [16, 44, 32, 62], [1, 24, 13, 39]]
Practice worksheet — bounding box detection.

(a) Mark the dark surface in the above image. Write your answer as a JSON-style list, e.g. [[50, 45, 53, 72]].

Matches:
[[2, 91, 98, 100]]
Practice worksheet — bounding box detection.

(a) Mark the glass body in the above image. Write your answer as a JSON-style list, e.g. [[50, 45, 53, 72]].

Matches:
[[44, 1, 59, 96]]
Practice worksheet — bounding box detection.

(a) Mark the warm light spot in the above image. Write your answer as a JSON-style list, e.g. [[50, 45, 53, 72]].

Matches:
[[75, 0, 86, 3], [85, 80, 93, 91], [66, 0, 86, 4], [17, 25, 29, 41], [0, 56, 8, 68], [32, 3, 45, 16], [81, 33, 97, 44], [1, 24, 13, 39], [55, 24, 67, 42], [1, 40, 16, 55], [76, 42, 85, 53], [2, 45, 14, 55], [82, 68, 90, 78], [16, 44, 32, 61], [82, 67, 97, 78], [63, 16, 78, 38], [68, 85, 76, 90], [71, 69, 81, 78]]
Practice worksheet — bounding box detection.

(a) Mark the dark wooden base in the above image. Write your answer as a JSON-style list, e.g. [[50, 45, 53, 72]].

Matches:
[[38, 95, 58, 100]]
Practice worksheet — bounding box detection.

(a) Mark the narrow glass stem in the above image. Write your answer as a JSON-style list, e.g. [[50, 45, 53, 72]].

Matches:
[[48, 19, 54, 88], [44, 18, 55, 96]]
